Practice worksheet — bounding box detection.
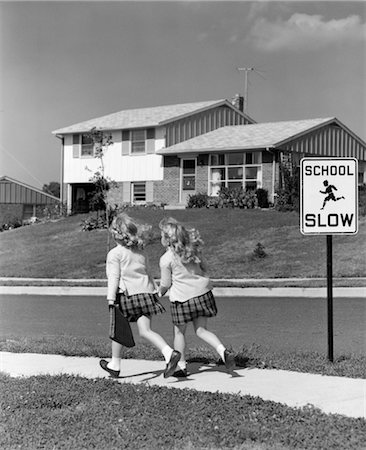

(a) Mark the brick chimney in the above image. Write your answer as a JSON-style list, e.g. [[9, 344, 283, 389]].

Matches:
[[231, 94, 244, 112]]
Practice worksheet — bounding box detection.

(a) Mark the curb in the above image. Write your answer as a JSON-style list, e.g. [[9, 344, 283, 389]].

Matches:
[[0, 285, 365, 297]]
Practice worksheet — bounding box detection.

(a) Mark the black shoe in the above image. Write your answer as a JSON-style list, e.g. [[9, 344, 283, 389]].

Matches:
[[173, 368, 188, 378], [164, 350, 181, 378], [99, 359, 120, 378], [223, 350, 235, 372]]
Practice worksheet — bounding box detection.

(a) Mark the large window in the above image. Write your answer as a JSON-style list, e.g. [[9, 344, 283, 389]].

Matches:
[[131, 130, 146, 154], [209, 152, 262, 195], [132, 182, 146, 203], [81, 135, 94, 157]]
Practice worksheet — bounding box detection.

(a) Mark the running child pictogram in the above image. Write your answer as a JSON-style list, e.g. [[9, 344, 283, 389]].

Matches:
[[320, 180, 345, 210]]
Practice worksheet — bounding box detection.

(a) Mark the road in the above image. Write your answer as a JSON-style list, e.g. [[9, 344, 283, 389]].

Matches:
[[0, 295, 365, 354]]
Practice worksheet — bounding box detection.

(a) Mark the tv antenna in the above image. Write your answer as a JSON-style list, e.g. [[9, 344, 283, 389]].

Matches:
[[237, 67, 266, 114]]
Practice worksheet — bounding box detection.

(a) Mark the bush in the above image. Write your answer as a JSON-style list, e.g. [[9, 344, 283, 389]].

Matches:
[[187, 193, 210, 208], [359, 184, 366, 216], [252, 242, 267, 259], [275, 166, 300, 212], [255, 188, 269, 208], [218, 187, 258, 209], [80, 215, 107, 231], [0, 219, 22, 232]]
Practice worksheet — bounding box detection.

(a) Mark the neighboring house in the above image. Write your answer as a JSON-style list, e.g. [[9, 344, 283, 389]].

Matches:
[[52, 97, 254, 213], [52, 97, 366, 212], [0, 176, 60, 225]]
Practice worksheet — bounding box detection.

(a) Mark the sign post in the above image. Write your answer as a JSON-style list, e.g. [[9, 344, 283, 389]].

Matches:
[[300, 157, 358, 362]]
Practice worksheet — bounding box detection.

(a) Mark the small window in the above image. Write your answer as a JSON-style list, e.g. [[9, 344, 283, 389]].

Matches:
[[131, 130, 146, 154], [81, 135, 94, 157], [132, 182, 146, 203], [245, 152, 261, 164]]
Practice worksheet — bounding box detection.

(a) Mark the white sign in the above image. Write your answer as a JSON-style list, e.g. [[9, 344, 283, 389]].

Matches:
[[300, 157, 358, 235]]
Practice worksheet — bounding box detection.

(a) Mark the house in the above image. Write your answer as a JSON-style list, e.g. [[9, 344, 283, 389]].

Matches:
[[0, 176, 60, 225], [52, 97, 254, 213], [52, 97, 366, 212]]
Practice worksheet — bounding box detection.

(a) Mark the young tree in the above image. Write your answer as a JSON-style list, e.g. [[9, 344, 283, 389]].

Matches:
[[85, 127, 115, 249]]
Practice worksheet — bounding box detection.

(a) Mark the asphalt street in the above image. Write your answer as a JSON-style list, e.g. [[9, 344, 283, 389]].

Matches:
[[1, 294, 365, 354]]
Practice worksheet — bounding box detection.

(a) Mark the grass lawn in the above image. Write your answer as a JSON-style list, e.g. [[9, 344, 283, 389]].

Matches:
[[0, 209, 365, 280], [1, 373, 365, 450]]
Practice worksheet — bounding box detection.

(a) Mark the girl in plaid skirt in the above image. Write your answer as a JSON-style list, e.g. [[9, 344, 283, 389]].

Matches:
[[100, 213, 180, 379], [158, 217, 235, 377]]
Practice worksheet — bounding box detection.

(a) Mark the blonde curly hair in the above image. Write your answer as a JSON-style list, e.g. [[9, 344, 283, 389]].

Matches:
[[159, 217, 204, 264], [110, 213, 151, 250]]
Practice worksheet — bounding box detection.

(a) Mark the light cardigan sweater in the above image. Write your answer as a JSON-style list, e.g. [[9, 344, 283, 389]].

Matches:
[[106, 244, 156, 300], [159, 248, 212, 303]]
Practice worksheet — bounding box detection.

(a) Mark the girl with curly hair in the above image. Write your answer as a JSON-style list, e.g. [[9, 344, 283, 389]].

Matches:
[[158, 217, 235, 377], [100, 213, 180, 378]]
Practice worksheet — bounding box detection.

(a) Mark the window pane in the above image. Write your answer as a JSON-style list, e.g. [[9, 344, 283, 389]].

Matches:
[[131, 142, 145, 154], [245, 167, 258, 179], [210, 154, 225, 166], [82, 135, 93, 145], [210, 182, 222, 196], [81, 144, 94, 156], [131, 130, 145, 141], [228, 181, 242, 190], [227, 153, 243, 165], [210, 168, 225, 181], [133, 183, 146, 202], [183, 176, 195, 190], [228, 167, 243, 180], [245, 152, 253, 164], [183, 160, 195, 174]]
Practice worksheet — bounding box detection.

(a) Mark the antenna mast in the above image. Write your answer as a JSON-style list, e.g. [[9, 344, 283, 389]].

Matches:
[[237, 67, 265, 114]]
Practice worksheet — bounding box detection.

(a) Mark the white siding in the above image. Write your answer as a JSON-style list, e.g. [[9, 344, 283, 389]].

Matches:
[[63, 129, 164, 183]]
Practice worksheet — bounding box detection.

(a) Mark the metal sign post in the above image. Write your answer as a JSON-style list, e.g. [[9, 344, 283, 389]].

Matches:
[[300, 157, 358, 362]]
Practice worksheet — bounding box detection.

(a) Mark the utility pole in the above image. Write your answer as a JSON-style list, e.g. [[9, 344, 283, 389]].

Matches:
[[237, 67, 265, 114]]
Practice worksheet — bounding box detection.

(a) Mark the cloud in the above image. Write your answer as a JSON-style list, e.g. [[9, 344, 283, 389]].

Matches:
[[248, 13, 366, 51]]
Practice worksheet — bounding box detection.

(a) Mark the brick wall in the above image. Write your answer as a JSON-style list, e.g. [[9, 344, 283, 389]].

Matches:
[[153, 156, 180, 204]]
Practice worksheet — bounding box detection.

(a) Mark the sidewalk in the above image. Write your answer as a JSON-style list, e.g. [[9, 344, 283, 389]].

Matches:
[[1, 351, 365, 420]]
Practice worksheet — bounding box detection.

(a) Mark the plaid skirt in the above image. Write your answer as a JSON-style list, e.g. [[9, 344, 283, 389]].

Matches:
[[170, 291, 217, 326], [117, 292, 165, 323]]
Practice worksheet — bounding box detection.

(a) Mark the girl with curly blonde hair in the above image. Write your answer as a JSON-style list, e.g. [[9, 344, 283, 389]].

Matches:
[[100, 213, 180, 379], [158, 217, 235, 377]]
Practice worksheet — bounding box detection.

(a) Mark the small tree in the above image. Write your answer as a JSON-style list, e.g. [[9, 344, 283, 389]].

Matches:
[[85, 127, 115, 250]]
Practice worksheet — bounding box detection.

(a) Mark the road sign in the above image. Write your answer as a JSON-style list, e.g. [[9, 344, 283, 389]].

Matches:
[[300, 157, 358, 235]]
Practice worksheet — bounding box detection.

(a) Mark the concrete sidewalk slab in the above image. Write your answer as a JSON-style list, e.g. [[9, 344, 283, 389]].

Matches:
[[1, 352, 365, 419], [0, 285, 365, 297]]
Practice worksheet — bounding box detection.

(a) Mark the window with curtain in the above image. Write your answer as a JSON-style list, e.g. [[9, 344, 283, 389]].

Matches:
[[209, 152, 262, 195]]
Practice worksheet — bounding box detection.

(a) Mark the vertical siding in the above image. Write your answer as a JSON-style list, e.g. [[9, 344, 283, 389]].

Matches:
[[166, 105, 250, 146], [0, 180, 59, 204], [283, 125, 366, 161]]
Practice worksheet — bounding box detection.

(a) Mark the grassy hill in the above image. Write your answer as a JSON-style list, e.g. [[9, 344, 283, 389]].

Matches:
[[0, 208, 365, 280]]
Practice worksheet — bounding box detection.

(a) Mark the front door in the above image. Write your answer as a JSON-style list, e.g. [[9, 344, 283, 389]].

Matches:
[[180, 158, 196, 205]]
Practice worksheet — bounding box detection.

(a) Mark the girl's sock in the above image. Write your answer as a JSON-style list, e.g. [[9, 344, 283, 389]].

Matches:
[[108, 357, 121, 371], [177, 361, 186, 371], [216, 344, 226, 361], [162, 345, 173, 363]]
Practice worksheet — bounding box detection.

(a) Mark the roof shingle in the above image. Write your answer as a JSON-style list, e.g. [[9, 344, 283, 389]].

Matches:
[[157, 118, 336, 154]]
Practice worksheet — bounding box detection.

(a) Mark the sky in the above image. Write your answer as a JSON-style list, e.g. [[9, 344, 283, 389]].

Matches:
[[1, 0, 365, 189]]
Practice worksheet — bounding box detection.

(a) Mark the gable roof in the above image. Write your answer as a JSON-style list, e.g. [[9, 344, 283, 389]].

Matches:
[[52, 99, 253, 135], [0, 176, 60, 201], [157, 117, 355, 154]]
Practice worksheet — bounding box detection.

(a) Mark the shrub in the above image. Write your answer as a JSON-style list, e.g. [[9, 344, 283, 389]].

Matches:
[[255, 188, 269, 208], [252, 242, 267, 259], [0, 219, 22, 231], [275, 166, 300, 212], [187, 193, 209, 208], [218, 187, 258, 209], [359, 184, 366, 216], [80, 215, 107, 231]]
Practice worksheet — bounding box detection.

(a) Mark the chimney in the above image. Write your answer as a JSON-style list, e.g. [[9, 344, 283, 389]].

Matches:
[[231, 94, 244, 112]]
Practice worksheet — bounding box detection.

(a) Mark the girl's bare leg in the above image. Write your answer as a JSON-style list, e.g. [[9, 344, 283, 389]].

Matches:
[[174, 323, 187, 369]]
